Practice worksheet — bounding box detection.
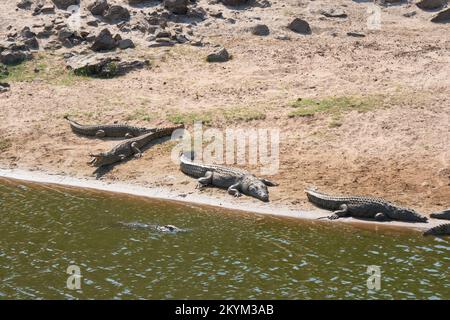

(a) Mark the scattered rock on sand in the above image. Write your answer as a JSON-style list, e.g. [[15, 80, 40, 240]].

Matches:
[[431, 8, 450, 22], [91, 28, 117, 51], [0, 65, 9, 77], [17, 0, 33, 10], [118, 38, 135, 49], [87, 0, 109, 16], [52, 0, 79, 10], [164, 0, 189, 15], [416, 0, 446, 10], [287, 18, 311, 35], [206, 47, 230, 62], [251, 24, 270, 36], [0, 82, 10, 93], [320, 8, 347, 18], [0, 49, 32, 65], [66, 53, 148, 77], [103, 5, 130, 23], [220, 0, 249, 6], [347, 31, 366, 38]]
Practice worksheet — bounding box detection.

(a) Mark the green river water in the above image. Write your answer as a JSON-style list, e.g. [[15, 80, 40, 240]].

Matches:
[[0, 178, 448, 300]]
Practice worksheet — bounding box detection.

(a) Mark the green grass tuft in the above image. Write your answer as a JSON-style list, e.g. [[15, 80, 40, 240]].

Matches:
[[288, 96, 382, 118]]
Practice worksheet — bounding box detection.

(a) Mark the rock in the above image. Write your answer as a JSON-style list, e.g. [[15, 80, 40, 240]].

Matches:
[[251, 24, 270, 36], [403, 11, 417, 17], [0, 50, 32, 65], [0, 82, 10, 94], [347, 31, 366, 37], [431, 8, 450, 22], [416, 0, 446, 10], [66, 53, 148, 77], [87, 0, 109, 16], [0, 65, 9, 77], [33, 4, 55, 15], [275, 34, 291, 41], [164, 0, 189, 15], [17, 0, 33, 10], [206, 47, 230, 62], [103, 5, 130, 22], [220, 0, 249, 6], [287, 18, 311, 35], [52, 0, 79, 10], [20, 27, 36, 39], [319, 8, 347, 18], [91, 28, 117, 51], [24, 37, 39, 50], [149, 38, 176, 47], [118, 39, 134, 49]]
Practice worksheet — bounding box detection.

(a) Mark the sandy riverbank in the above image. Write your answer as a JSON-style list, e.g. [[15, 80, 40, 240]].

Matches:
[[1, 167, 445, 234]]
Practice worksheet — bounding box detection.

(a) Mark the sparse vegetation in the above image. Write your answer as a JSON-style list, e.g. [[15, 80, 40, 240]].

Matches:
[[125, 109, 154, 122], [0, 138, 12, 151], [0, 53, 87, 85], [166, 111, 213, 125], [288, 95, 383, 118], [222, 107, 266, 122]]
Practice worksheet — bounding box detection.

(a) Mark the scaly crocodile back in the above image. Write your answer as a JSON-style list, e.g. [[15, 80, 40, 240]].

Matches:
[[305, 188, 390, 211], [179, 153, 247, 179], [64, 116, 154, 137]]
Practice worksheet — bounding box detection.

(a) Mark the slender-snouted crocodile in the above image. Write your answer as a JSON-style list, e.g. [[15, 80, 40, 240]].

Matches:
[[64, 115, 155, 138], [179, 153, 278, 202], [89, 125, 183, 167], [423, 223, 450, 236], [305, 188, 428, 222], [430, 209, 450, 220]]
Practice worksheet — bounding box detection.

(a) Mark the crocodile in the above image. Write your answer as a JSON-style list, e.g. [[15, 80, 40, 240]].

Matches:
[[118, 222, 187, 233], [430, 209, 450, 220], [89, 124, 183, 167], [65, 115, 155, 138], [423, 223, 450, 236], [305, 188, 428, 222], [179, 153, 278, 202]]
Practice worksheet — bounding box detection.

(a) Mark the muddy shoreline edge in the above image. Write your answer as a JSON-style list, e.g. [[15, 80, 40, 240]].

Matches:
[[1, 167, 444, 234]]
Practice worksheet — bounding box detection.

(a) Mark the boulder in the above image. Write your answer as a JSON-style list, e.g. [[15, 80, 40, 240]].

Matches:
[[118, 39, 135, 49], [52, 0, 79, 10], [164, 0, 189, 15], [103, 5, 130, 22], [220, 0, 249, 6], [206, 47, 230, 62], [0, 50, 32, 65], [17, 0, 33, 10], [91, 28, 117, 51], [251, 24, 270, 36], [87, 0, 109, 16], [287, 18, 311, 35], [66, 53, 148, 77], [431, 8, 450, 22], [416, 0, 446, 10]]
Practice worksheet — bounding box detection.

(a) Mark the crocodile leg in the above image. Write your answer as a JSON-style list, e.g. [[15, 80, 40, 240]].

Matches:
[[261, 178, 278, 186], [131, 142, 143, 158], [375, 212, 388, 221], [196, 171, 213, 189], [328, 204, 349, 220], [227, 182, 242, 198], [125, 132, 134, 139], [95, 130, 106, 138]]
